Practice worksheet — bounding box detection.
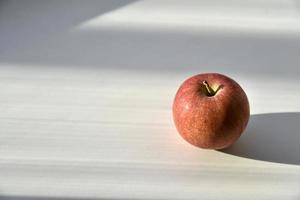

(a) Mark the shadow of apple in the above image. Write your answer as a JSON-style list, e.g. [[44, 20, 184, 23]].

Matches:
[[220, 112, 300, 165]]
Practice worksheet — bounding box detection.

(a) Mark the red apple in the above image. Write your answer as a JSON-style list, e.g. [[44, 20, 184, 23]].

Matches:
[[173, 73, 249, 149]]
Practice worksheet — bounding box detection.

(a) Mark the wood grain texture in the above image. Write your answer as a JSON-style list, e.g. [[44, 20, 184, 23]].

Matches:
[[1, 1, 300, 199]]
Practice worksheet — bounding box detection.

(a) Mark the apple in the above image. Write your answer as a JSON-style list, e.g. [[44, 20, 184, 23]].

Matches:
[[173, 73, 249, 149]]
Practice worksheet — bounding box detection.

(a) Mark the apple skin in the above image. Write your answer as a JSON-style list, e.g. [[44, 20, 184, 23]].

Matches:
[[173, 73, 250, 150]]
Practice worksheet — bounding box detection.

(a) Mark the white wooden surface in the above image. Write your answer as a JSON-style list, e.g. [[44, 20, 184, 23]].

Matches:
[[1, 1, 300, 199]]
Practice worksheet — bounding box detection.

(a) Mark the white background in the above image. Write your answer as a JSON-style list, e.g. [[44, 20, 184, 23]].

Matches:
[[1, 1, 300, 199]]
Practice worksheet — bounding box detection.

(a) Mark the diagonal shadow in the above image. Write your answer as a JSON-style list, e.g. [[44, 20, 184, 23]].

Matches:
[[1, 26, 300, 79], [220, 112, 300, 165], [0, 0, 138, 54], [0, 1, 300, 79]]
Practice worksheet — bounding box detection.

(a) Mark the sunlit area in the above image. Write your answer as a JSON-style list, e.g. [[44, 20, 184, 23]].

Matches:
[[77, 0, 300, 34]]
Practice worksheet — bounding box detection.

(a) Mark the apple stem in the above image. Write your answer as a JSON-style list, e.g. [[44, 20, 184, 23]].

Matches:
[[203, 81, 215, 96]]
